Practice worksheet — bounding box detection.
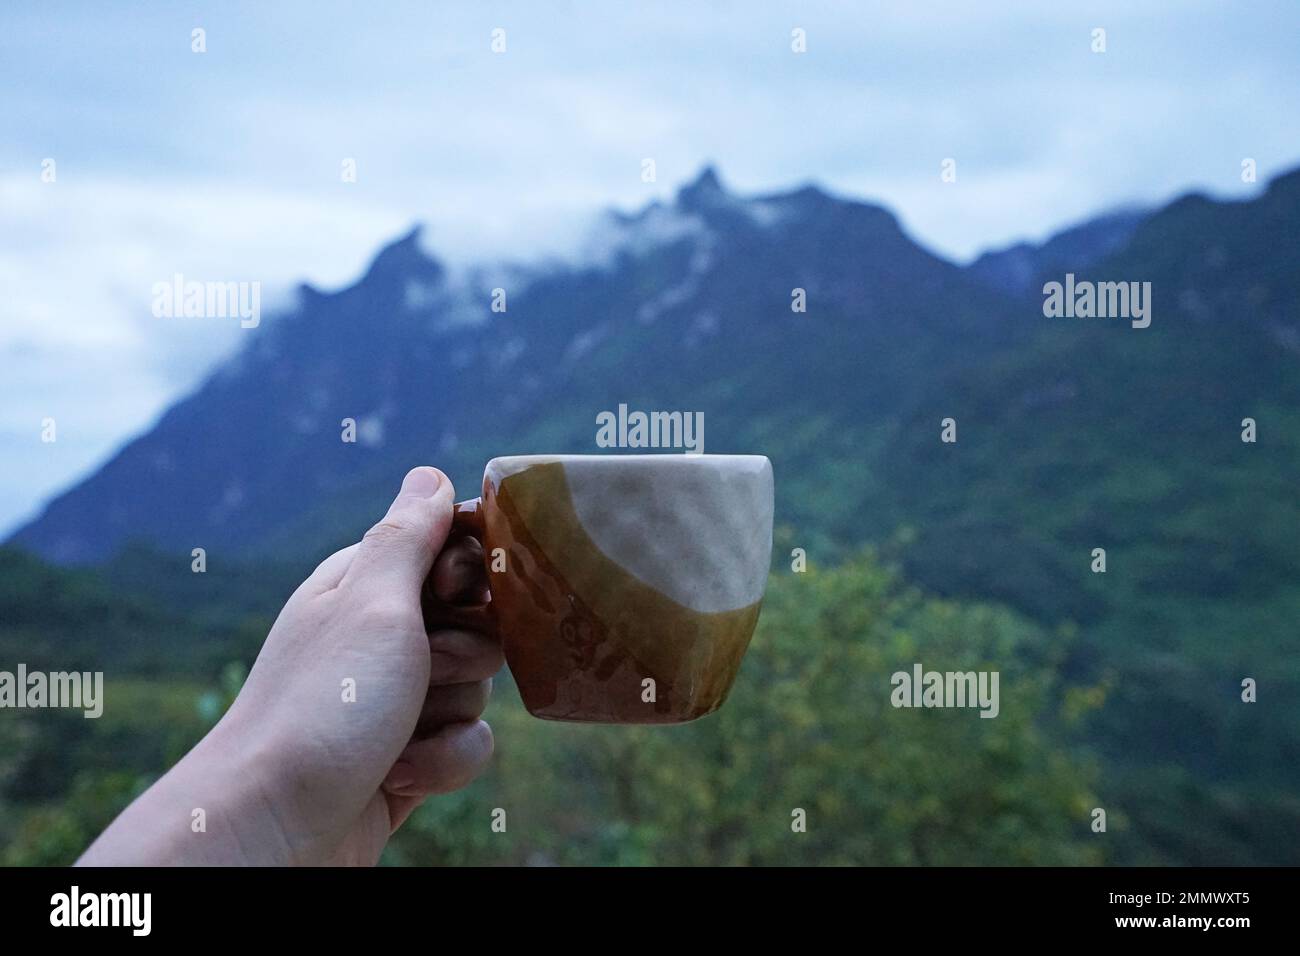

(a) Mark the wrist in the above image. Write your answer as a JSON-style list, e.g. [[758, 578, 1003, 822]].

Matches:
[[78, 705, 301, 866], [191, 703, 314, 865]]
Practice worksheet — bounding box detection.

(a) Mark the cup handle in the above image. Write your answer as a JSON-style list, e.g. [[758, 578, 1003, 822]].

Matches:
[[420, 497, 495, 634], [451, 496, 485, 538]]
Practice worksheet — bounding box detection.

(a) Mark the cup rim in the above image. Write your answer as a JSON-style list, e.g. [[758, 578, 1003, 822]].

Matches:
[[488, 452, 768, 465], [484, 453, 772, 487]]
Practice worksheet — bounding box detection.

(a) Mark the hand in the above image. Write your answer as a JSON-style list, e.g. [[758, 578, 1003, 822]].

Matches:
[[78, 467, 501, 866]]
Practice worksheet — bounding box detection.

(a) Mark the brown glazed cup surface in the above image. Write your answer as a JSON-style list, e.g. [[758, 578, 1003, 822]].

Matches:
[[426, 454, 774, 724]]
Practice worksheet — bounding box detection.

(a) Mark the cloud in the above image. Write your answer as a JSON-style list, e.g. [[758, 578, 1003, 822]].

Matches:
[[1, 0, 1299, 535], [0, 173, 411, 532]]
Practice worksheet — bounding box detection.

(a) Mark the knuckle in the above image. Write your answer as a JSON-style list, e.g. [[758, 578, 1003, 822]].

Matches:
[[471, 719, 495, 759], [430, 645, 502, 683], [311, 547, 348, 578], [364, 598, 422, 632], [464, 681, 492, 716], [362, 519, 414, 548], [442, 754, 489, 791], [427, 654, 464, 683]]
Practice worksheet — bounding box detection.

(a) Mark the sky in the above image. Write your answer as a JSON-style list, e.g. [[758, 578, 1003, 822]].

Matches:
[[2, 0, 1299, 537]]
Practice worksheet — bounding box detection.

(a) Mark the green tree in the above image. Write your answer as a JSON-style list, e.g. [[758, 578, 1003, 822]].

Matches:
[[392, 552, 1103, 865]]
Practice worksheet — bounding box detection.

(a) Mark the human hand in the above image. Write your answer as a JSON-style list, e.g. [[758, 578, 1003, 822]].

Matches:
[[79, 467, 501, 866]]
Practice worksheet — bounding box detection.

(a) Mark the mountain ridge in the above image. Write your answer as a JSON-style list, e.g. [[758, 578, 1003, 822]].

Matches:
[[9, 166, 1013, 563], [10, 165, 1298, 571]]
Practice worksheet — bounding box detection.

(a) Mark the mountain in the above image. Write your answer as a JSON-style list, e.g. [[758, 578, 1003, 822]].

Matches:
[[11, 166, 1019, 564], [879, 169, 1300, 862], [968, 207, 1147, 296], [889, 171, 1300, 620]]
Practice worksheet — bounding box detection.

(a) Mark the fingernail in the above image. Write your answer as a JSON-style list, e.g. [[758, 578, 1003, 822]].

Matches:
[[384, 761, 415, 793], [401, 468, 442, 498]]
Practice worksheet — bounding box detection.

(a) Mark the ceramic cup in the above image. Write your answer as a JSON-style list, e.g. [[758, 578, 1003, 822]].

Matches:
[[423, 454, 774, 723]]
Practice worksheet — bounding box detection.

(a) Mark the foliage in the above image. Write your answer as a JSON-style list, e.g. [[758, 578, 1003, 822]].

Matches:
[[388, 553, 1103, 865], [1, 679, 208, 865], [2, 552, 1104, 866]]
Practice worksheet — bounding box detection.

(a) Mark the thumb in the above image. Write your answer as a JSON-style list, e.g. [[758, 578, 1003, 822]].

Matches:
[[346, 467, 455, 595]]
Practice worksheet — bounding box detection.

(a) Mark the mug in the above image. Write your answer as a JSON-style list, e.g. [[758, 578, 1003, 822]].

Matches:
[[424, 454, 774, 723]]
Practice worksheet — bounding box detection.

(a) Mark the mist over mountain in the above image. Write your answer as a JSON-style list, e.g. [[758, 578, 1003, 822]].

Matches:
[[10, 166, 1018, 564]]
